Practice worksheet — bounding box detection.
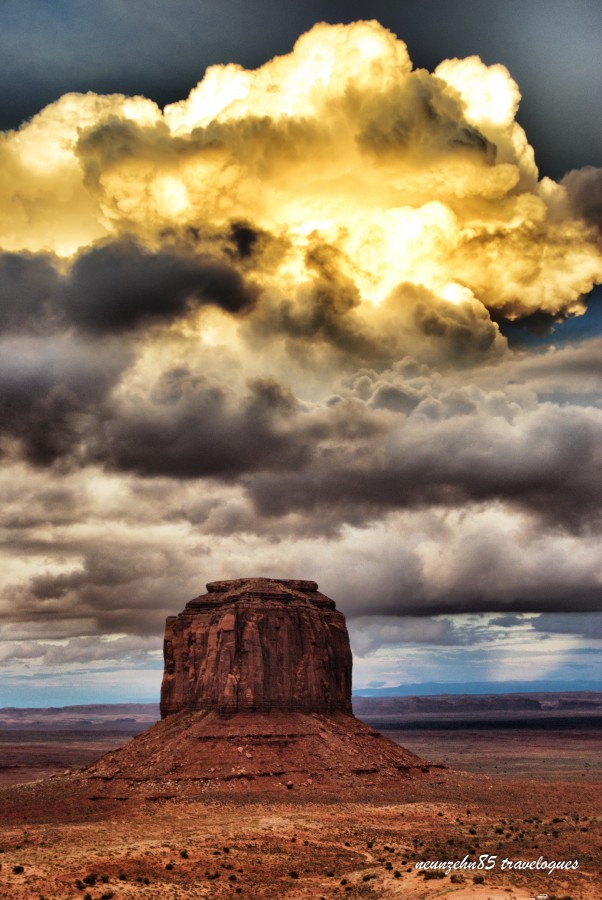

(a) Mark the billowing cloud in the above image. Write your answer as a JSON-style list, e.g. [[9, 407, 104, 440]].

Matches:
[[0, 334, 129, 466], [246, 351, 602, 533], [562, 166, 602, 236], [1, 20, 599, 320]]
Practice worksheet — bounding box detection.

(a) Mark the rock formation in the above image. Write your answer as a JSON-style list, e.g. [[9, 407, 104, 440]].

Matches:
[[160, 578, 352, 716], [83, 578, 436, 799]]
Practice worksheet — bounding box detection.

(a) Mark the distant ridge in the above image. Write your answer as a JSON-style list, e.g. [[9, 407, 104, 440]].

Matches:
[[352, 680, 602, 696], [1, 691, 600, 720]]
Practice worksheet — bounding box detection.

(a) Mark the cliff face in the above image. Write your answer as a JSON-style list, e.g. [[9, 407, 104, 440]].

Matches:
[[81, 576, 431, 800], [160, 578, 353, 717]]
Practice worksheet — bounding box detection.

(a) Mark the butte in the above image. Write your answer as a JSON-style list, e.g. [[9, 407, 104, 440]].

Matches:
[[84, 578, 435, 799]]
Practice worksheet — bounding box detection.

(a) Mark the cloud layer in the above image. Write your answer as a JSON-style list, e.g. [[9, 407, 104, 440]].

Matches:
[[0, 21, 600, 695]]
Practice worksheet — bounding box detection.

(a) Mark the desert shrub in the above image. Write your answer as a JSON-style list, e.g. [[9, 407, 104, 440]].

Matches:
[[13, 865, 24, 874], [180, 849, 189, 858], [82, 874, 97, 885], [288, 871, 299, 879], [473, 874, 485, 884], [165, 862, 174, 870], [424, 871, 446, 880], [451, 873, 464, 883]]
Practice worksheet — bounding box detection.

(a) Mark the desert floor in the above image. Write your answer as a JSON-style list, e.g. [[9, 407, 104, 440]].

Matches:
[[0, 721, 600, 899]]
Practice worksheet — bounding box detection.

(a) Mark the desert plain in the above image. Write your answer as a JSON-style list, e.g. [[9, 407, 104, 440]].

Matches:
[[0, 695, 600, 900]]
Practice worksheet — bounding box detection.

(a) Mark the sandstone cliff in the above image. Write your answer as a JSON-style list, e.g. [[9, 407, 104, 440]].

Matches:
[[160, 578, 352, 716]]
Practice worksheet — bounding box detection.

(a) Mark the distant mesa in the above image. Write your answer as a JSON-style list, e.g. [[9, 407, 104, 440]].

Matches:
[[84, 578, 435, 798], [160, 577, 352, 716]]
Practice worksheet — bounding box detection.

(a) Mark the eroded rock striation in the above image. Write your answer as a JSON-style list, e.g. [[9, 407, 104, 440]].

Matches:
[[160, 578, 352, 717]]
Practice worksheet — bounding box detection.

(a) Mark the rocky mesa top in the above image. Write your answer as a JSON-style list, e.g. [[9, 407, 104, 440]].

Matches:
[[182, 577, 335, 611]]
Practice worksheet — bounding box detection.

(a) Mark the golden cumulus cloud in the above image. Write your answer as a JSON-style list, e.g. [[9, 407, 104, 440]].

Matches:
[[0, 20, 600, 330]]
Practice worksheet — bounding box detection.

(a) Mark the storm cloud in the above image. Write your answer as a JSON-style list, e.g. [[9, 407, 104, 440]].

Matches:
[[0, 239, 257, 337], [0, 20, 600, 697]]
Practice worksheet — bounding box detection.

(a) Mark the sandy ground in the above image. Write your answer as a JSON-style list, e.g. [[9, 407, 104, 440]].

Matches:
[[0, 723, 599, 898]]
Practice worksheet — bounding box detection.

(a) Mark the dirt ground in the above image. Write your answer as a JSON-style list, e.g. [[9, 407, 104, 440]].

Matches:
[[0, 725, 600, 899], [389, 728, 602, 782]]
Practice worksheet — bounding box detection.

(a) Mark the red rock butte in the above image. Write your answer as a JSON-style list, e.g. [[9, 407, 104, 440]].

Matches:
[[82, 578, 436, 798], [160, 578, 352, 716]]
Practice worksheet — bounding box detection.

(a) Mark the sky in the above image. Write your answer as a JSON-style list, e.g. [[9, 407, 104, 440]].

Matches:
[[0, 1, 600, 706]]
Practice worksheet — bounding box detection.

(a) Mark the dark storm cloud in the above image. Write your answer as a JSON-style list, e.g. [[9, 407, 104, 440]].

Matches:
[[63, 239, 258, 333], [93, 374, 309, 479], [0, 252, 60, 334], [0, 335, 129, 466], [0, 529, 210, 639], [0, 240, 257, 338], [2, 296, 600, 538], [95, 377, 389, 483], [328, 524, 602, 619], [0, 238, 261, 466], [418, 547, 602, 616], [247, 399, 602, 533], [349, 616, 466, 656]]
